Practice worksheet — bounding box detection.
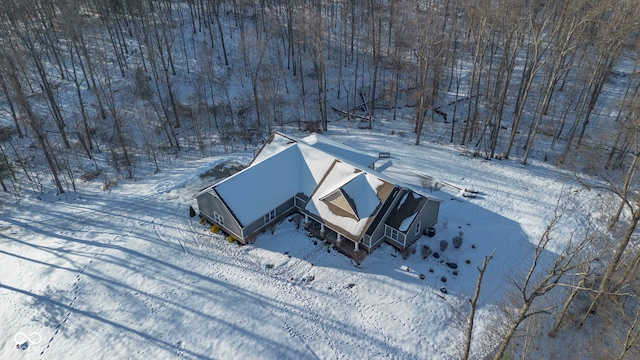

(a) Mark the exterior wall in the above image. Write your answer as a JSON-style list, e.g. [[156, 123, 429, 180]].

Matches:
[[197, 191, 243, 240], [384, 224, 407, 248], [368, 224, 386, 249], [421, 200, 440, 227], [403, 200, 441, 248], [294, 194, 308, 209], [362, 234, 372, 248], [243, 197, 296, 240], [365, 187, 401, 250]]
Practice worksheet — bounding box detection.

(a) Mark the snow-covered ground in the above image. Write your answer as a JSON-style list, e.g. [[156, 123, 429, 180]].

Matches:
[[0, 125, 607, 359]]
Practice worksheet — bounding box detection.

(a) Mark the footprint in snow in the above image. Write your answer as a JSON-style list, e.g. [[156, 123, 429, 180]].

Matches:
[[155, 182, 175, 193]]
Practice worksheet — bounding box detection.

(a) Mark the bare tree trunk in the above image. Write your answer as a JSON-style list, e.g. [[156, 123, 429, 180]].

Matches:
[[0, 70, 23, 138], [11, 17, 71, 148], [462, 250, 494, 360], [580, 202, 640, 328], [617, 301, 640, 360], [1, 55, 65, 194], [609, 149, 640, 229], [368, 2, 381, 127], [493, 198, 592, 359], [213, 1, 229, 66], [548, 270, 587, 338]]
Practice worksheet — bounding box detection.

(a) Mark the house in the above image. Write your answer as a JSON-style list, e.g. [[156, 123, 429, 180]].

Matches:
[[196, 131, 442, 262]]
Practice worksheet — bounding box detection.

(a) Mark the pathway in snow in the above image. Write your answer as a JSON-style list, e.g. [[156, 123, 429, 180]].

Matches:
[[1, 146, 606, 359]]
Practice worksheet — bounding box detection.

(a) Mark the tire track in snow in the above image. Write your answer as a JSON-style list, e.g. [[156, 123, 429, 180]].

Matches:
[[153, 220, 189, 254], [15, 183, 236, 358]]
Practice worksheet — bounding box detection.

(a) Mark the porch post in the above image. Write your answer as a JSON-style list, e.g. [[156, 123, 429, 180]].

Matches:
[[304, 214, 309, 226], [354, 241, 359, 251], [320, 223, 325, 234], [337, 233, 342, 245]]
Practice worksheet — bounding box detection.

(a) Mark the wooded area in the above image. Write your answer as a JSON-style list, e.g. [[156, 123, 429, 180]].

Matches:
[[0, 0, 639, 193], [2, 1, 640, 358]]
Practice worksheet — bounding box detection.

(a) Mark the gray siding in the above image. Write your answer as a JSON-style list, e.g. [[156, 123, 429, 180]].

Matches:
[[294, 193, 308, 208], [384, 224, 407, 248], [403, 200, 440, 248], [243, 197, 296, 239], [362, 234, 372, 248], [368, 223, 386, 249], [365, 187, 401, 250], [197, 191, 243, 239]]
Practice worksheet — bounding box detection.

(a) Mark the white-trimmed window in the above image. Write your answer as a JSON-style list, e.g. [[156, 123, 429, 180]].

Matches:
[[390, 228, 400, 241], [264, 209, 276, 224], [213, 212, 224, 225], [415, 221, 421, 236]]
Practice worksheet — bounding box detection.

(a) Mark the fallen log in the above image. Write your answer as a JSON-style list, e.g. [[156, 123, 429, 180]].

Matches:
[[331, 107, 372, 121]]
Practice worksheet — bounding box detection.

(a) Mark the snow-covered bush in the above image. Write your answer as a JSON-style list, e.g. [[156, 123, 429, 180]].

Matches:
[[102, 179, 117, 191], [453, 234, 463, 249], [421, 245, 432, 259], [440, 240, 448, 252]]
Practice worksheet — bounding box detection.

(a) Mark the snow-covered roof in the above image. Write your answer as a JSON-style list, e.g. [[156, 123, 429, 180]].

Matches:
[[208, 131, 439, 231], [250, 132, 298, 165], [306, 160, 395, 239], [385, 189, 428, 233], [331, 173, 381, 220], [253, 131, 378, 168], [214, 145, 305, 226], [213, 132, 341, 226], [301, 133, 378, 167]]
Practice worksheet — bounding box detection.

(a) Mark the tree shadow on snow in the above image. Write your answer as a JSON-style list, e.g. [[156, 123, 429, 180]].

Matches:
[[1, 198, 418, 359]]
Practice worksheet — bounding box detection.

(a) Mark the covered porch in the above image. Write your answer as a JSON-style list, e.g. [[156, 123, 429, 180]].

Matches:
[[304, 217, 367, 264]]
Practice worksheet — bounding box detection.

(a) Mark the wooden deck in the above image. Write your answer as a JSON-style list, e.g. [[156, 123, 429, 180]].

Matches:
[[305, 224, 367, 264]]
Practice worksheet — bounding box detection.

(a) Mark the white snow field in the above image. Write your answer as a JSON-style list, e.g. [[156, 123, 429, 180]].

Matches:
[[0, 126, 607, 359]]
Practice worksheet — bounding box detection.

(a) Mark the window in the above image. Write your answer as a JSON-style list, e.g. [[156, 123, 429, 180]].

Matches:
[[264, 209, 276, 224], [415, 221, 421, 236], [213, 212, 224, 226], [390, 228, 399, 241]]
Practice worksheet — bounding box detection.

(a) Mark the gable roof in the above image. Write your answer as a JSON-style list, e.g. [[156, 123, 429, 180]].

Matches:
[[201, 131, 441, 233], [326, 172, 381, 220], [251, 131, 377, 167], [211, 132, 350, 227], [385, 189, 430, 233], [306, 160, 395, 239], [250, 132, 298, 166], [213, 144, 308, 226], [301, 133, 378, 168], [321, 189, 360, 221]]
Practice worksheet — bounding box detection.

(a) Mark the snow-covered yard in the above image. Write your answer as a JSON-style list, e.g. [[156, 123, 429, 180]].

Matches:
[[0, 128, 606, 359]]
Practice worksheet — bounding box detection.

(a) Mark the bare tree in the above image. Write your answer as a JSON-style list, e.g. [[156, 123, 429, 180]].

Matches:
[[614, 290, 640, 360], [462, 250, 495, 360], [0, 68, 23, 138], [492, 197, 593, 359], [412, 3, 446, 145], [579, 192, 640, 328], [0, 52, 65, 194]]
